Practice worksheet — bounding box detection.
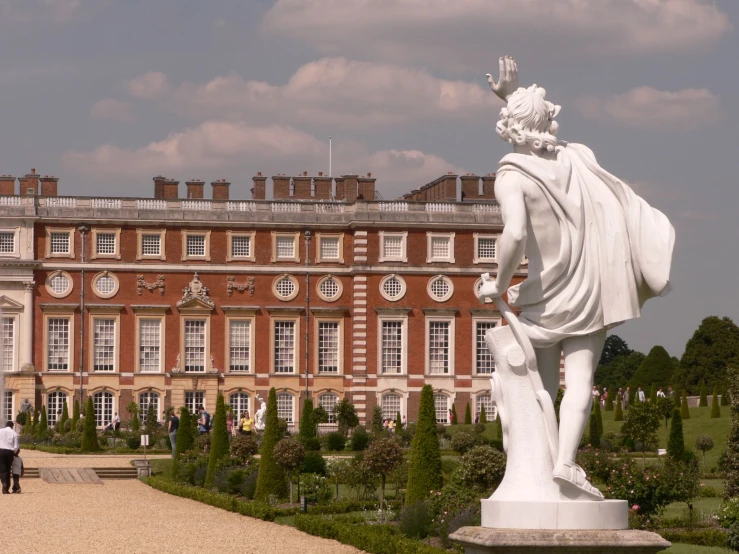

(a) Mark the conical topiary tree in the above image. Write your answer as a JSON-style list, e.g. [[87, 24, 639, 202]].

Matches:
[[205, 394, 230, 488], [30, 409, 38, 435], [145, 402, 157, 436], [406, 385, 443, 505], [174, 407, 194, 456], [36, 406, 48, 438], [72, 400, 80, 432], [681, 390, 691, 420], [371, 406, 384, 435], [451, 403, 458, 425], [605, 392, 614, 412], [80, 397, 100, 452], [589, 401, 601, 448], [255, 388, 288, 501], [700, 381, 708, 407], [711, 385, 721, 419], [464, 402, 472, 424], [480, 405, 488, 424], [649, 383, 658, 404], [299, 397, 316, 441], [59, 402, 69, 434], [667, 408, 684, 459], [615, 394, 624, 421], [396, 411, 403, 431], [495, 413, 503, 441]]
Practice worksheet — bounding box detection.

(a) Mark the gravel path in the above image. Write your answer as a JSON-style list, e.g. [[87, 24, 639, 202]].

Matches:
[[3, 478, 362, 554], [22, 450, 170, 467]]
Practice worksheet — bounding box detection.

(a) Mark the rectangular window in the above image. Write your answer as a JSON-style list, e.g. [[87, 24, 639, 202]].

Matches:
[[186, 235, 206, 257], [47, 318, 70, 370], [431, 236, 450, 259], [47, 392, 67, 427], [426, 232, 455, 263], [231, 235, 251, 258], [139, 392, 160, 424], [475, 321, 497, 374], [141, 234, 161, 256], [276, 393, 294, 422], [2, 391, 12, 424], [185, 391, 205, 414], [381, 394, 402, 421], [476, 394, 494, 420], [477, 237, 496, 260], [0, 231, 15, 254], [383, 236, 403, 258], [318, 321, 339, 373], [381, 320, 404, 374], [320, 237, 340, 260], [93, 318, 116, 371], [93, 392, 114, 428], [229, 320, 251, 372], [96, 232, 116, 255], [275, 235, 295, 259], [274, 321, 295, 373], [318, 394, 338, 424], [434, 394, 449, 424], [428, 321, 451, 374], [1, 317, 14, 372], [184, 320, 206, 372], [139, 319, 161, 373], [50, 232, 70, 255]]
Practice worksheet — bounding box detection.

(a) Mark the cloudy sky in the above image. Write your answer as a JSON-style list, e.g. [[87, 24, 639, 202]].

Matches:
[[1, 0, 737, 357]]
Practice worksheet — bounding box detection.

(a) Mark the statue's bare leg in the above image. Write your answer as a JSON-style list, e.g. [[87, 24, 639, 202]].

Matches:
[[535, 343, 562, 405]]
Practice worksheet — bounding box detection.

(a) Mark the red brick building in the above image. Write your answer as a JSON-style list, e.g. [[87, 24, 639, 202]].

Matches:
[[0, 169, 525, 429]]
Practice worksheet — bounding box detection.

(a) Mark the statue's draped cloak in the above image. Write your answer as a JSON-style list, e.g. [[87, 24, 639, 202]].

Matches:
[[498, 143, 675, 347]]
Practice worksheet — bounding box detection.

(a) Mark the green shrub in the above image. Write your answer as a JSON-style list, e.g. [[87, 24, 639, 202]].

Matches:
[[299, 398, 316, 440], [464, 403, 472, 424], [457, 445, 506, 492], [302, 451, 327, 475], [37, 406, 48, 438], [605, 391, 614, 412], [605, 464, 670, 517], [127, 435, 141, 449], [479, 405, 487, 424], [399, 501, 434, 539], [659, 528, 727, 548], [80, 397, 100, 452], [441, 458, 460, 477], [255, 388, 288, 501], [59, 402, 69, 434], [698, 484, 720, 498], [302, 437, 321, 451], [614, 394, 623, 421], [435, 423, 447, 438], [205, 394, 230, 487], [174, 406, 194, 457], [63, 419, 72, 433], [718, 497, 739, 529], [241, 468, 258, 499], [326, 431, 346, 451], [450, 431, 476, 454], [723, 382, 730, 406], [451, 403, 458, 425], [589, 401, 602, 448], [577, 448, 628, 485], [71, 400, 80, 434], [229, 433, 259, 463], [350, 427, 370, 451], [299, 473, 333, 504], [667, 408, 684, 459], [406, 385, 443, 505], [728, 524, 739, 552], [214, 467, 247, 495]]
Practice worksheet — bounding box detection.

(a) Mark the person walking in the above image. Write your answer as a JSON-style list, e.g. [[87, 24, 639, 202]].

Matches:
[[637, 387, 646, 403], [624, 387, 630, 410], [168, 411, 179, 458], [0, 420, 19, 494], [657, 388, 666, 398], [11, 449, 23, 494]]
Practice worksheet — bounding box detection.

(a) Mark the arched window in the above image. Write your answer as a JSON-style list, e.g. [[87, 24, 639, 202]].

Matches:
[[47, 391, 68, 427], [93, 391, 114, 428], [318, 393, 338, 424], [276, 392, 294, 423], [230, 392, 250, 420], [476, 393, 494, 420], [381, 393, 402, 421], [434, 393, 449, 424], [139, 392, 160, 425]]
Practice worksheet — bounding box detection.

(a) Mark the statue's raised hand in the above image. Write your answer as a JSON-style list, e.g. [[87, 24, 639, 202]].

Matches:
[[487, 56, 519, 101]]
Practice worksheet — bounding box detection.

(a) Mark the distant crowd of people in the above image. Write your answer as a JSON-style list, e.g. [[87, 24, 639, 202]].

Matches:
[[591, 384, 674, 409]]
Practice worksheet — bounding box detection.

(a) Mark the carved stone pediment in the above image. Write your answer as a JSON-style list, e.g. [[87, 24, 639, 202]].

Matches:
[[0, 295, 25, 312], [177, 272, 214, 310]]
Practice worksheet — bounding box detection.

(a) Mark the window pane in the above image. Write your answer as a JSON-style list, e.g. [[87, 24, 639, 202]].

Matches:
[[230, 393, 250, 419], [2, 391, 12, 425], [320, 237, 340, 259], [434, 394, 449, 424], [476, 321, 497, 374], [428, 321, 450, 374], [50, 232, 70, 254], [93, 392, 114, 427], [139, 392, 160, 424], [184, 320, 206, 372], [47, 318, 69, 370], [231, 235, 251, 258], [49, 273, 70, 295], [186, 235, 206, 256], [381, 393, 401, 420], [229, 320, 251, 372], [1, 317, 14, 372], [276, 236, 295, 258], [185, 391, 205, 414], [93, 318, 116, 371], [381, 321, 403, 374], [429, 277, 450, 300], [96, 232, 116, 255], [318, 321, 339, 373], [383, 235, 403, 258], [0, 232, 14, 253], [95, 275, 116, 295], [319, 277, 340, 299], [477, 394, 494, 420], [47, 392, 67, 427], [275, 277, 296, 298], [274, 321, 295, 373], [277, 393, 293, 422], [139, 319, 161, 372], [477, 237, 496, 259], [430, 236, 450, 259], [382, 277, 403, 299], [318, 394, 338, 424], [141, 234, 161, 256]]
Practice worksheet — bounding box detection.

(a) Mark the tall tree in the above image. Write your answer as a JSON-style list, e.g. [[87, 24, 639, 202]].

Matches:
[[334, 398, 359, 436], [629, 346, 676, 392], [649, 383, 658, 404], [589, 401, 602, 448], [299, 398, 316, 440], [479, 405, 487, 424], [71, 400, 80, 432], [681, 390, 691, 420], [599, 335, 633, 366], [725, 367, 739, 498], [711, 385, 721, 419], [656, 396, 675, 446], [371, 405, 384, 435], [605, 392, 614, 412], [699, 381, 708, 407], [667, 409, 684, 459], [406, 385, 443, 504], [174, 406, 194, 457], [363, 437, 404, 506], [273, 437, 305, 504], [80, 397, 100, 452], [255, 388, 288, 501], [36, 406, 48, 438], [464, 402, 472, 424], [59, 402, 69, 434], [614, 394, 624, 421], [674, 316, 739, 394], [621, 401, 660, 469], [205, 394, 230, 487], [451, 403, 458, 425]]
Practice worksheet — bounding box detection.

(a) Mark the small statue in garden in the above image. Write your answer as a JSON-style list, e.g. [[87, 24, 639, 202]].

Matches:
[[254, 395, 267, 431]]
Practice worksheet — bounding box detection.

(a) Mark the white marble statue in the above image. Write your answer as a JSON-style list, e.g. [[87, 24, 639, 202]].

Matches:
[[477, 57, 674, 527], [254, 395, 267, 431]]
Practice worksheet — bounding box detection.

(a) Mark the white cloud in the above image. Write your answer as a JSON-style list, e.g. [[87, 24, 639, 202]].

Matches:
[[127, 71, 171, 100], [90, 98, 137, 123], [578, 87, 720, 129], [62, 120, 463, 198], [147, 58, 497, 128], [262, 0, 731, 70]]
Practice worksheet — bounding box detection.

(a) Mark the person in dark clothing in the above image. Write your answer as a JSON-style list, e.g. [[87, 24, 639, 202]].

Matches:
[[168, 412, 180, 457], [0, 421, 19, 494]]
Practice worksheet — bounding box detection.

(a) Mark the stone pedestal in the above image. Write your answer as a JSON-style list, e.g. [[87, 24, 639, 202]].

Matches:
[[450, 528, 671, 554], [482, 499, 628, 530]]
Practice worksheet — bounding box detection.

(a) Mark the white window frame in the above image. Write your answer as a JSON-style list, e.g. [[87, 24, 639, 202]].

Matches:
[[227, 230, 256, 262], [91, 227, 121, 260], [317, 393, 339, 424], [181, 230, 211, 261], [271, 231, 300, 263], [1, 315, 18, 373], [46, 227, 75, 259], [2, 390, 13, 425], [427, 275, 454, 303], [181, 317, 210, 373], [45, 270, 74, 299], [380, 392, 403, 420], [473, 233, 498, 264], [88, 310, 120, 373], [472, 318, 500, 375], [185, 391, 205, 414], [43, 310, 75, 372], [377, 315, 408, 375], [272, 274, 300, 301], [270, 316, 300, 374], [379, 274, 407, 302], [226, 315, 255, 373], [136, 229, 166, 261], [139, 391, 160, 424], [426, 232, 455, 263], [378, 231, 407, 263], [425, 316, 455, 376], [0, 228, 19, 259], [91, 271, 120, 299], [136, 314, 165, 373], [315, 275, 343, 302], [276, 392, 295, 423], [314, 317, 343, 374], [476, 392, 495, 421], [315, 233, 344, 264], [434, 393, 450, 424], [229, 392, 251, 419], [46, 391, 68, 427], [92, 390, 115, 429]]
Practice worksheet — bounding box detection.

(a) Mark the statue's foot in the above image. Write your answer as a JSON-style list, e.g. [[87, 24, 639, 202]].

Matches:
[[553, 462, 604, 501]]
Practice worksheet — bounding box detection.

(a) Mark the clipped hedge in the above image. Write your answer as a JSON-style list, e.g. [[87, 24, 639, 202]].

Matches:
[[143, 476, 277, 521], [294, 514, 446, 554], [305, 499, 402, 516], [658, 528, 727, 548]]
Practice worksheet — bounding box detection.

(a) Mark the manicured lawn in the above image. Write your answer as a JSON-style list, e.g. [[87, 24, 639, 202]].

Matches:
[[601, 405, 730, 471], [665, 544, 728, 554], [662, 497, 722, 520], [446, 422, 500, 442]]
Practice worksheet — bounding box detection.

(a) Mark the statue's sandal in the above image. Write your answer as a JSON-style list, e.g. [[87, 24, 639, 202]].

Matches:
[[552, 462, 604, 501]]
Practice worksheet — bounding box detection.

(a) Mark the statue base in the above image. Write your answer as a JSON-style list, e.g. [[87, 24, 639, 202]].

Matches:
[[482, 498, 628, 530], [450, 527, 670, 554]]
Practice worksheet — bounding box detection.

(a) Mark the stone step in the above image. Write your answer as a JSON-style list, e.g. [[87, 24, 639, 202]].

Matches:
[[25, 467, 139, 479]]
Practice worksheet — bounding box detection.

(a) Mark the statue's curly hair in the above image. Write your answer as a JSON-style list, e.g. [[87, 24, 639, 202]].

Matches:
[[496, 85, 561, 152]]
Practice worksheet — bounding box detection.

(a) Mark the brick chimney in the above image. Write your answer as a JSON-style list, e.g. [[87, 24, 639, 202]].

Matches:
[[251, 172, 266, 200], [357, 172, 376, 200], [0, 176, 15, 196], [460, 174, 481, 200], [163, 178, 179, 199], [272, 174, 290, 199], [185, 179, 205, 199], [441, 172, 457, 200], [19, 169, 39, 196], [342, 174, 358, 202], [293, 172, 312, 199], [211, 179, 230, 200], [314, 172, 333, 200], [153, 175, 166, 199], [40, 175, 59, 196], [334, 176, 346, 200], [481, 173, 496, 199]]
